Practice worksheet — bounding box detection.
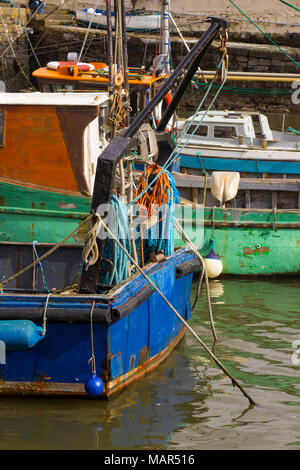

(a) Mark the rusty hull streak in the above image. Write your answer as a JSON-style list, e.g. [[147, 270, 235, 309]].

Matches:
[[0, 315, 187, 399], [106, 326, 187, 399], [56, 202, 77, 210], [0, 379, 86, 397], [138, 345, 151, 366], [243, 246, 270, 258]]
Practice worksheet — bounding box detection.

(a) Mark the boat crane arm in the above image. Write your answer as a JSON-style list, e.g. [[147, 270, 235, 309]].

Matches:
[[78, 16, 228, 294], [124, 17, 228, 137]]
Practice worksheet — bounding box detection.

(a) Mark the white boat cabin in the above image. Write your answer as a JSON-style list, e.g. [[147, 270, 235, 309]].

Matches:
[[178, 111, 300, 150]]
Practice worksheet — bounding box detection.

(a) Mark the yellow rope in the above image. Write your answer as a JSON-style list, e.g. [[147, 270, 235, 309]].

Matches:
[[41, 292, 52, 335], [82, 215, 103, 266]]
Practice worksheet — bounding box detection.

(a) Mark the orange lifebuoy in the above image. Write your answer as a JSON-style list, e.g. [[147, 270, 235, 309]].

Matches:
[[46, 61, 95, 72], [164, 91, 172, 108], [153, 92, 173, 132]]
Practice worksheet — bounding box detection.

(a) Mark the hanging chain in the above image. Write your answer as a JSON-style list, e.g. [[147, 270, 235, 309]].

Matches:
[[217, 30, 229, 82], [107, 0, 128, 138]]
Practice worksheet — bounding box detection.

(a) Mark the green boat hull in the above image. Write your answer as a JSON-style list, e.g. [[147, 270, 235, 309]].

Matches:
[[1, 182, 300, 276], [175, 207, 300, 276], [0, 181, 90, 244]]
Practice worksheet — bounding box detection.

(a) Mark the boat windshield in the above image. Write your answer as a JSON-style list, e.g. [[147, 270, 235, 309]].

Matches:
[[214, 126, 237, 139], [185, 124, 208, 137], [41, 83, 79, 93]]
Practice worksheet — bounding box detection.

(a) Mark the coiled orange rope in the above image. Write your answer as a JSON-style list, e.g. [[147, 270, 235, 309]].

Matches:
[[135, 163, 173, 266]]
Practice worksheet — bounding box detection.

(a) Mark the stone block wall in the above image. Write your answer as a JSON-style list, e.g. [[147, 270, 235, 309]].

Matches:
[[0, 7, 30, 91]]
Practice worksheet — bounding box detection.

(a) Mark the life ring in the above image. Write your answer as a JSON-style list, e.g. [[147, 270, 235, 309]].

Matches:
[[153, 92, 173, 132], [46, 61, 95, 72]]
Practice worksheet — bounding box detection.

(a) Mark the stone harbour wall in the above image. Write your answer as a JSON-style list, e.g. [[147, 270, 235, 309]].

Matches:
[[0, 2, 299, 114], [0, 7, 30, 92], [24, 25, 300, 114]]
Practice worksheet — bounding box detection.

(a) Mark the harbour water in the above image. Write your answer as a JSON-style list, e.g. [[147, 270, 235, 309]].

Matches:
[[0, 277, 299, 450]]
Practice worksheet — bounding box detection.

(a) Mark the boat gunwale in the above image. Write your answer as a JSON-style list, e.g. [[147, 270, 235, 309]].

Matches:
[[0, 249, 196, 323]]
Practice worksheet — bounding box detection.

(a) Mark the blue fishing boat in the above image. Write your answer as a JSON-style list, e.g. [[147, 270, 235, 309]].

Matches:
[[0, 17, 228, 398], [0, 248, 196, 398]]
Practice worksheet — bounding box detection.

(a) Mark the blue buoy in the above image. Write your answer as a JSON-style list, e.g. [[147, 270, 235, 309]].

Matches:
[[85, 374, 104, 397], [0, 320, 44, 350]]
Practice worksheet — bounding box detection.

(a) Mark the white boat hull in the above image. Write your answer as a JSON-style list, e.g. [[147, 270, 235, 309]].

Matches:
[[76, 9, 161, 31]]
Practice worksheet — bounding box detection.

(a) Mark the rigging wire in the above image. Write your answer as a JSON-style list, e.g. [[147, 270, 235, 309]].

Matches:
[[0, 0, 73, 59], [228, 0, 300, 69], [78, 0, 100, 62], [128, 51, 228, 209], [0, 11, 36, 88], [278, 0, 300, 13]]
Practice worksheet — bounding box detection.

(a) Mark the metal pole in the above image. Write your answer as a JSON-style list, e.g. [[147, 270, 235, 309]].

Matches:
[[121, 0, 130, 124], [156, 41, 211, 132], [169, 11, 207, 82], [106, 0, 114, 98], [161, 0, 170, 74]]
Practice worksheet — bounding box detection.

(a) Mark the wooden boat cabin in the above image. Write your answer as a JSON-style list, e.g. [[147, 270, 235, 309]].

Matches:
[[32, 61, 167, 120], [0, 92, 109, 196]]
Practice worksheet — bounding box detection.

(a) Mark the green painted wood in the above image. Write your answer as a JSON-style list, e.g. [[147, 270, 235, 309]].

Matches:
[[175, 207, 300, 276], [0, 181, 90, 243], [1, 181, 299, 275]]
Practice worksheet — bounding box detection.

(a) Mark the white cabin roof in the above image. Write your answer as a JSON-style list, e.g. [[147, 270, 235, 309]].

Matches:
[[0, 92, 109, 106], [188, 110, 254, 126]]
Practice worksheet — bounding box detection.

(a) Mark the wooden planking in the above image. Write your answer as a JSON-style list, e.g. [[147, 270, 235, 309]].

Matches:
[[174, 173, 300, 192], [0, 104, 79, 191]]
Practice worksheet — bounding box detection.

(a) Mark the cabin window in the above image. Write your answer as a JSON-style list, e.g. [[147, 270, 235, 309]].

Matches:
[[214, 126, 237, 139], [0, 111, 5, 146], [186, 124, 208, 137], [42, 83, 77, 92]]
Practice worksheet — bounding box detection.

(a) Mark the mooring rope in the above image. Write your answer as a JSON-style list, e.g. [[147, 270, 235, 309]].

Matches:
[[78, 0, 100, 62], [279, 0, 300, 13], [91, 213, 256, 406], [88, 300, 97, 376], [41, 292, 52, 336], [82, 216, 102, 267], [229, 0, 300, 69], [174, 218, 217, 342]]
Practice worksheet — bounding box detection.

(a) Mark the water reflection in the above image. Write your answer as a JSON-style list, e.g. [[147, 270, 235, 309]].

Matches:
[[0, 278, 299, 449]]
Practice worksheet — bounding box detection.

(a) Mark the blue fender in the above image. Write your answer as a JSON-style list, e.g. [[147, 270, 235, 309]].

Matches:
[[0, 320, 45, 350]]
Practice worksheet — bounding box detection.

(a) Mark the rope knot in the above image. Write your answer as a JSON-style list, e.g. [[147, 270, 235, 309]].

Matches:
[[82, 214, 103, 267]]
